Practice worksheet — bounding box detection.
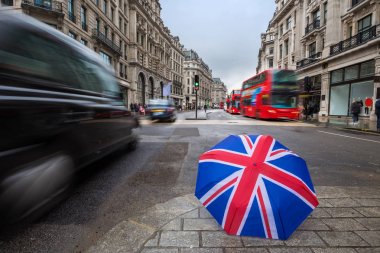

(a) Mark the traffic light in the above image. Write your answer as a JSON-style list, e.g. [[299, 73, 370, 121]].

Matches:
[[194, 75, 199, 90]]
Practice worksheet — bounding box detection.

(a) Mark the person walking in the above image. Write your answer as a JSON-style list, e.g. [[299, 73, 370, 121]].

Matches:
[[204, 104, 207, 114], [375, 98, 380, 132], [350, 99, 360, 125]]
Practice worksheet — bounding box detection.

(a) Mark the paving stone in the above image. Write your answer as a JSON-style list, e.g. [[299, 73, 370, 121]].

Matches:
[[322, 218, 367, 231], [318, 199, 334, 207], [241, 236, 285, 246], [269, 248, 312, 253], [226, 248, 269, 253], [181, 249, 224, 253], [144, 233, 159, 247], [159, 231, 199, 248], [356, 199, 380, 207], [284, 231, 325, 247], [356, 207, 380, 217], [356, 248, 380, 253], [317, 231, 368, 246], [324, 208, 364, 218], [312, 248, 357, 253], [343, 187, 380, 199], [162, 219, 182, 231], [298, 219, 330, 231], [183, 218, 222, 231], [310, 208, 332, 218], [141, 249, 178, 253], [356, 218, 380, 230], [201, 231, 243, 247], [326, 198, 362, 207], [199, 208, 213, 218], [316, 186, 350, 199], [355, 231, 380, 246], [181, 209, 199, 219]]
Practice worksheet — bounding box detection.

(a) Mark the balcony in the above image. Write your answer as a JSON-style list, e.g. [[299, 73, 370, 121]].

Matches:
[[352, 0, 365, 8], [305, 19, 320, 35], [68, 12, 76, 23], [92, 29, 122, 56], [296, 52, 322, 69], [330, 25, 379, 56], [21, 0, 63, 13]]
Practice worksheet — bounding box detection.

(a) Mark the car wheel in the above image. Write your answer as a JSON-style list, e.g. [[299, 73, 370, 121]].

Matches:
[[127, 134, 139, 151], [0, 153, 74, 225]]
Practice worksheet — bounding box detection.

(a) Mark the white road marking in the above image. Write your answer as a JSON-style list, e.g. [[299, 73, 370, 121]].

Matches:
[[318, 131, 380, 144]]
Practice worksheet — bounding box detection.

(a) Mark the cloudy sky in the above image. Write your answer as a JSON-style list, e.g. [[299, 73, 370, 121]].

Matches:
[[160, 0, 275, 92]]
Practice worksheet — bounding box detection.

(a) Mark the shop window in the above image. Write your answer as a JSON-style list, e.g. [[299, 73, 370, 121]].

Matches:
[[344, 65, 359, 81], [350, 81, 374, 115], [330, 84, 349, 115], [360, 60, 375, 77], [331, 69, 343, 83]]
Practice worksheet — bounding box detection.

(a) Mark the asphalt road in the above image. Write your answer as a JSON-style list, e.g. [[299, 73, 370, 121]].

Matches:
[[0, 109, 379, 252]]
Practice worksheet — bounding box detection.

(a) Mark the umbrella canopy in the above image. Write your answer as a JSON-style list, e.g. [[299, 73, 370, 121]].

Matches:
[[195, 134, 318, 240]]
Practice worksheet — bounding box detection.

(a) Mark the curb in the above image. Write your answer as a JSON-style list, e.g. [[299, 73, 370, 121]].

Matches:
[[87, 194, 201, 253]]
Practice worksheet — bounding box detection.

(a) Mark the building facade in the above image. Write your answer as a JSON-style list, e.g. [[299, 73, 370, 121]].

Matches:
[[183, 49, 213, 109], [2, 0, 186, 107], [169, 36, 185, 107], [257, 0, 380, 122], [211, 78, 227, 107]]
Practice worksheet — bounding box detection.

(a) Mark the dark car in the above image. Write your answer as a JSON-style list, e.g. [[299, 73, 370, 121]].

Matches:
[[0, 13, 139, 224], [147, 99, 177, 122]]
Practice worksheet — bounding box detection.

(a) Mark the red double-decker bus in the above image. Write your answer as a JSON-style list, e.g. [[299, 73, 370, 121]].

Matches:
[[240, 69, 299, 119], [227, 90, 241, 114]]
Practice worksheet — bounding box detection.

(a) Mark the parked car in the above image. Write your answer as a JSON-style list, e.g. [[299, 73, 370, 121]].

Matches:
[[0, 13, 139, 224], [147, 99, 177, 122]]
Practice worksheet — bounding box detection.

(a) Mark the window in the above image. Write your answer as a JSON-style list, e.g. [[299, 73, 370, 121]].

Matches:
[[80, 6, 87, 31], [96, 19, 100, 31], [331, 69, 343, 84], [1, 0, 13, 6], [312, 8, 320, 21], [68, 0, 75, 22], [119, 63, 123, 76], [308, 42, 316, 56], [104, 26, 108, 38], [286, 16, 292, 30], [103, 0, 107, 14], [111, 7, 114, 21], [119, 18, 122, 29], [268, 58, 274, 68], [360, 60, 375, 77], [323, 2, 327, 25], [358, 14, 372, 33], [344, 65, 359, 81], [99, 51, 111, 65], [279, 44, 283, 59], [279, 24, 283, 36], [269, 47, 274, 55], [68, 31, 77, 39], [80, 39, 87, 45], [284, 39, 289, 55]]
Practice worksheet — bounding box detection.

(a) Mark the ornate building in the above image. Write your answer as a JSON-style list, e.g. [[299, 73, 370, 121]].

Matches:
[[169, 36, 185, 107], [256, 0, 380, 122], [211, 78, 227, 107], [2, 0, 185, 106], [183, 49, 213, 109]]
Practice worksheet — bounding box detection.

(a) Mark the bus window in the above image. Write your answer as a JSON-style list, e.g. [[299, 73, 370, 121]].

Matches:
[[272, 94, 297, 108], [272, 70, 298, 90]]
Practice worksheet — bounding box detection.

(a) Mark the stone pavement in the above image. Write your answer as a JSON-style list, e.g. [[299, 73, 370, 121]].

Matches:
[[88, 186, 380, 253]]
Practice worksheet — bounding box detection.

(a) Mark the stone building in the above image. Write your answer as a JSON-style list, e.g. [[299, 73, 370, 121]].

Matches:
[[256, 0, 380, 122], [183, 49, 213, 109], [1, 0, 184, 107], [211, 78, 227, 107], [169, 36, 185, 107]]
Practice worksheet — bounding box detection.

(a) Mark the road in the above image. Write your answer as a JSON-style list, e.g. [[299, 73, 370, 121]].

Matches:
[[0, 109, 379, 252]]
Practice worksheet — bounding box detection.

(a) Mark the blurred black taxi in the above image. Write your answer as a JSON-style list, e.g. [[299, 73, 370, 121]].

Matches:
[[147, 99, 177, 122], [0, 13, 139, 224]]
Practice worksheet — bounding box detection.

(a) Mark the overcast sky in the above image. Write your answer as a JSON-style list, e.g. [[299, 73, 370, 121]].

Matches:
[[160, 0, 275, 92]]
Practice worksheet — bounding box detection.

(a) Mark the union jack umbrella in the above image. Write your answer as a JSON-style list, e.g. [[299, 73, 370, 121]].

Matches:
[[195, 135, 319, 240]]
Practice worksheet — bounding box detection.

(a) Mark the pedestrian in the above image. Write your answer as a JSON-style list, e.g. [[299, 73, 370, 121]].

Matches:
[[130, 103, 134, 112], [134, 103, 139, 113], [350, 99, 360, 125], [375, 98, 380, 132], [204, 104, 207, 113]]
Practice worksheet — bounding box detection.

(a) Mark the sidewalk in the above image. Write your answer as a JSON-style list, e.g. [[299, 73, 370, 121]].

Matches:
[[88, 186, 380, 253]]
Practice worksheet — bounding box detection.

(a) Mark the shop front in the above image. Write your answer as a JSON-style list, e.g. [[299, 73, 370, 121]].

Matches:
[[329, 60, 375, 117]]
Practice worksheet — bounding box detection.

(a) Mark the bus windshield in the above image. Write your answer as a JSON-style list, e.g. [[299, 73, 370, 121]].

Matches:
[[272, 70, 298, 91], [271, 93, 297, 108]]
